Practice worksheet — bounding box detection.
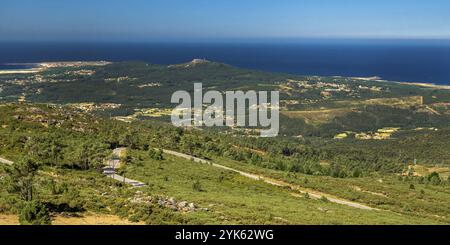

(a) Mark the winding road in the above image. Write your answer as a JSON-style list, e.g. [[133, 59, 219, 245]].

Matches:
[[1, 149, 374, 209], [161, 149, 376, 210], [0, 149, 146, 187], [103, 148, 146, 187]]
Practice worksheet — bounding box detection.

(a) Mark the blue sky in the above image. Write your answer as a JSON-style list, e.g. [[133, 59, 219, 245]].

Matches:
[[1, 0, 449, 41]]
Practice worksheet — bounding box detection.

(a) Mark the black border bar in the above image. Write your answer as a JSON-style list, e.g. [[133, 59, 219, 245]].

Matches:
[[1, 225, 449, 243]]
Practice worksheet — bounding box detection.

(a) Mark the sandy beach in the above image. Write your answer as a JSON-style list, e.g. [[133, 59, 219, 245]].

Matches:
[[397, 81, 450, 90], [0, 67, 43, 75], [0, 61, 111, 75]]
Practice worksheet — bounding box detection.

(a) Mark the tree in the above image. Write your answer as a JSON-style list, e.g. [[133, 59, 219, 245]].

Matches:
[[24, 136, 52, 165], [19, 200, 51, 225], [49, 139, 63, 168], [77, 143, 90, 170], [427, 172, 441, 185], [87, 142, 108, 169], [7, 156, 39, 201], [120, 131, 140, 149], [71, 141, 108, 170], [148, 148, 164, 161], [352, 168, 362, 178]]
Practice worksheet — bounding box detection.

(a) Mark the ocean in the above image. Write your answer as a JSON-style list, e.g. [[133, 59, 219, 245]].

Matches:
[[1, 40, 450, 85]]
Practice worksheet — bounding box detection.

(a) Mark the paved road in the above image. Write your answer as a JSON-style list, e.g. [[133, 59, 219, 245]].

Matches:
[[1, 151, 145, 187], [1, 150, 145, 188], [104, 148, 146, 187], [106, 147, 127, 169], [161, 149, 375, 210], [107, 172, 146, 187]]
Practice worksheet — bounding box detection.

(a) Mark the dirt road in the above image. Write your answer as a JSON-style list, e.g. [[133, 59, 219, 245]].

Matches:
[[161, 149, 375, 210], [0, 157, 13, 166]]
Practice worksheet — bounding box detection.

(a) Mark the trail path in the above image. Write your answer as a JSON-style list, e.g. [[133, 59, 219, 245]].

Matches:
[[0, 157, 13, 166], [161, 149, 376, 210]]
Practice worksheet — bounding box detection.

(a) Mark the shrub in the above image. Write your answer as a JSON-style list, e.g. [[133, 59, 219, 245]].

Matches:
[[192, 180, 203, 192], [19, 201, 51, 225], [60, 188, 84, 211], [148, 149, 164, 161], [427, 172, 441, 185]]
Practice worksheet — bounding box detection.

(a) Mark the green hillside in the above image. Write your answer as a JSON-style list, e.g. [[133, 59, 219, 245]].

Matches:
[[0, 103, 449, 224], [1, 61, 450, 224]]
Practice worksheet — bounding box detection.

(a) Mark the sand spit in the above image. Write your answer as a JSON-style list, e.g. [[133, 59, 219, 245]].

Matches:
[[0, 61, 111, 75]]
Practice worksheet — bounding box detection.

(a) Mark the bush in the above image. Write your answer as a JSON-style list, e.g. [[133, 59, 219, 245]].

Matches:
[[427, 172, 441, 185], [19, 201, 51, 225], [148, 149, 164, 161], [192, 180, 203, 192], [60, 188, 84, 211]]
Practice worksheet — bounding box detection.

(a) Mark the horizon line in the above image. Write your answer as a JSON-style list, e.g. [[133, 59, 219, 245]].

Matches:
[[2, 37, 450, 44]]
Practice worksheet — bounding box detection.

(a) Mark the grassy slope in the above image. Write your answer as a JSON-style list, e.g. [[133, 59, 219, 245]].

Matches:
[[211, 158, 450, 223], [123, 151, 443, 224]]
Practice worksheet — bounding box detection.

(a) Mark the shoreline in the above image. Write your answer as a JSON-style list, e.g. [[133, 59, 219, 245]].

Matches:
[[0, 68, 43, 75], [1, 61, 450, 90], [0, 61, 111, 74], [0, 62, 43, 74], [349, 76, 450, 89], [396, 81, 450, 90]]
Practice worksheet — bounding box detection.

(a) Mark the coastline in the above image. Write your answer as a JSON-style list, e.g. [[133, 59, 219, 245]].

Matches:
[[0, 61, 111, 75], [0, 62, 43, 74], [396, 81, 450, 90], [0, 67, 43, 75], [1, 61, 450, 90], [348, 76, 450, 89]]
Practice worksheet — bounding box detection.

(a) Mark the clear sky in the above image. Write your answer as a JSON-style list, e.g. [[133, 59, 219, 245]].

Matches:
[[1, 0, 449, 42]]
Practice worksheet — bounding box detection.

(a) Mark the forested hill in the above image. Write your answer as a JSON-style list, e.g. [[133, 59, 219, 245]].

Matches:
[[1, 60, 450, 107], [1, 60, 450, 138]]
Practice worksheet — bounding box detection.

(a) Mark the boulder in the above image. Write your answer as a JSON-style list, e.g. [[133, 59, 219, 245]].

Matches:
[[177, 201, 188, 208], [168, 204, 178, 211], [168, 197, 176, 205]]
